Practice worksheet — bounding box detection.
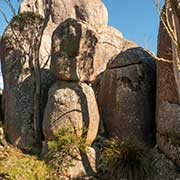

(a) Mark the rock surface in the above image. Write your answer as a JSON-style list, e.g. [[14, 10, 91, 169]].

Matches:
[[0, 0, 109, 149], [67, 147, 98, 179], [96, 48, 156, 146], [51, 18, 98, 82], [51, 0, 108, 32], [149, 147, 180, 180], [43, 81, 99, 145], [156, 9, 180, 165], [51, 18, 135, 83], [156, 101, 180, 166]]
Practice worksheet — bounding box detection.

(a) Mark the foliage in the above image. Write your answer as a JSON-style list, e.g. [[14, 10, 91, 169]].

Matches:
[[11, 11, 44, 32], [0, 146, 57, 180], [100, 137, 153, 180], [46, 125, 88, 175]]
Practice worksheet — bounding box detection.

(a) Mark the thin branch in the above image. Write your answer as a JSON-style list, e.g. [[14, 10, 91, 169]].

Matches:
[[0, 7, 9, 24], [2, 0, 17, 16]]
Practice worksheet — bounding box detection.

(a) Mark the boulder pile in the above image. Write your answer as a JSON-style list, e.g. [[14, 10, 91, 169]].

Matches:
[[0, 0, 180, 179]]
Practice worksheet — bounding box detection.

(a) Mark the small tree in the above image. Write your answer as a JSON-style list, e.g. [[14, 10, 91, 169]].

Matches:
[[0, 0, 52, 145]]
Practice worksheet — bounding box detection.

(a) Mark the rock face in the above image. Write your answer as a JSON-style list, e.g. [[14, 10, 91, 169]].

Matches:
[[67, 147, 98, 179], [157, 11, 180, 165], [96, 48, 156, 146], [43, 81, 99, 145], [51, 18, 132, 83], [156, 101, 180, 166], [51, 18, 98, 82], [0, 0, 109, 149], [51, 0, 108, 32], [149, 146, 180, 180]]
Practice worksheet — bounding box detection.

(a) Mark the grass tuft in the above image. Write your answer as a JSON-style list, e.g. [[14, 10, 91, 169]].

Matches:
[[100, 137, 153, 180]]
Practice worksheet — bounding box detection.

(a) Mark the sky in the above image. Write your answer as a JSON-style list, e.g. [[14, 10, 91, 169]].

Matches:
[[0, 0, 164, 88]]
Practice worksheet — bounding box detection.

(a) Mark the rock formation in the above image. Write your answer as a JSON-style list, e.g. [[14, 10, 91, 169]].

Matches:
[[96, 47, 156, 146], [0, 0, 180, 179], [0, 0, 108, 149], [43, 81, 99, 145], [156, 8, 180, 166]]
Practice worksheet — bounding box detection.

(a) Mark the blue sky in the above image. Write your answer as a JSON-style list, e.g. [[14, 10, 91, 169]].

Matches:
[[0, 0, 164, 88], [0, 0, 164, 53], [103, 0, 164, 53]]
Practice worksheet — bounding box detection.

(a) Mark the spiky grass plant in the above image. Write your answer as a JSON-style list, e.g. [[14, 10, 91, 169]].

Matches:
[[100, 137, 153, 180]]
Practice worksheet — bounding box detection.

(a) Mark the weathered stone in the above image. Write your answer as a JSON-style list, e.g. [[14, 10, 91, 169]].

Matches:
[[0, 24, 56, 149], [67, 147, 98, 179], [51, 18, 98, 82], [19, 0, 108, 32], [94, 28, 136, 78], [156, 101, 180, 166], [148, 146, 180, 180], [51, 0, 108, 32], [1, 59, 55, 149], [51, 18, 131, 82], [156, 8, 180, 165], [96, 47, 156, 146], [1, 0, 108, 149], [19, 0, 45, 17], [43, 81, 99, 145]]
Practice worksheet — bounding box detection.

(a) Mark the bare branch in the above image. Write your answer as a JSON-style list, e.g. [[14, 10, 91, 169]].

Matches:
[[2, 0, 17, 16]]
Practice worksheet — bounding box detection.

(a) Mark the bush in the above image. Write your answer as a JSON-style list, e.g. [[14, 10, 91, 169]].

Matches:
[[0, 146, 57, 180], [100, 137, 153, 180], [46, 125, 87, 175]]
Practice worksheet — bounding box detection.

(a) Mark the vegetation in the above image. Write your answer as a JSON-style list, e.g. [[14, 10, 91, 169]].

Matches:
[[0, 0, 52, 145], [0, 146, 57, 180], [99, 137, 153, 180], [0, 124, 88, 180], [46, 125, 88, 176]]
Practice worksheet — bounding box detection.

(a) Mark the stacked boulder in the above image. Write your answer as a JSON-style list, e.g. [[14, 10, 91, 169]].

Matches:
[[0, 0, 138, 150], [0, 0, 120, 149], [94, 47, 156, 146], [1, 0, 179, 178]]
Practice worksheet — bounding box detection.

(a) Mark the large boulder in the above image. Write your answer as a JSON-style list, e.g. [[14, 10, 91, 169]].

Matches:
[[148, 146, 180, 180], [51, 18, 135, 82], [0, 0, 108, 149], [156, 101, 180, 166], [156, 8, 180, 166], [19, 0, 108, 31], [51, 0, 108, 32], [51, 18, 98, 82], [43, 81, 99, 145], [96, 47, 156, 146]]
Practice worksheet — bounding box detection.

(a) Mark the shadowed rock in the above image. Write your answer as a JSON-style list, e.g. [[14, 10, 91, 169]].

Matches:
[[96, 47, 156, 146], [43, 81, 99, 145]]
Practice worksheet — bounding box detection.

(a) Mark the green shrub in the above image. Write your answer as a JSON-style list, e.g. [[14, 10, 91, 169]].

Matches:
[[0, 147, 57, 180], [11, 11, 44, 32], [46, 125, 87, 175], [100, 137, 153, 180]]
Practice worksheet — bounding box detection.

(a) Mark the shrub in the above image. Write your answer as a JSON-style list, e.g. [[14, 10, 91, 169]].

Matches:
[[46, 125, 87, 175], [0, 146, 57, 180], [100, 137, 153, 180]]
